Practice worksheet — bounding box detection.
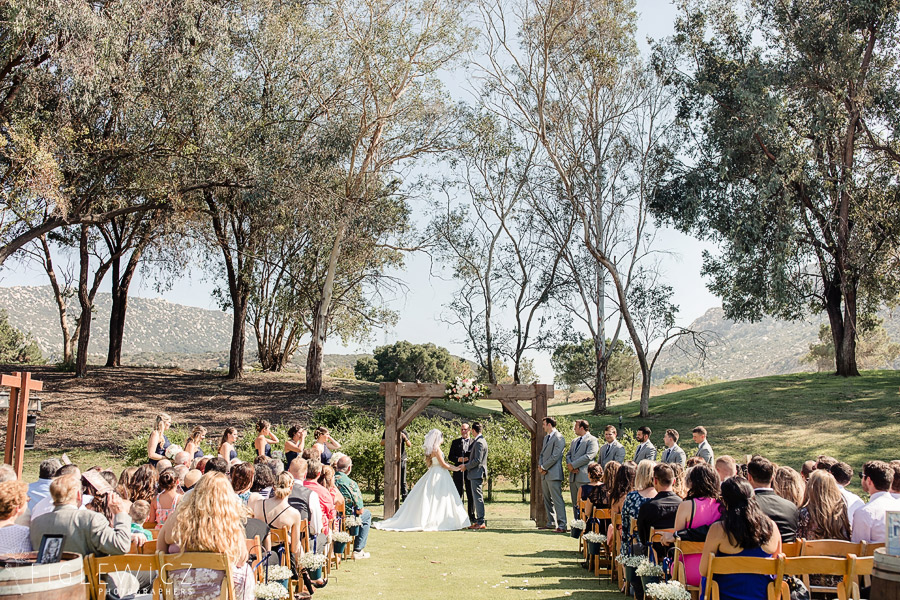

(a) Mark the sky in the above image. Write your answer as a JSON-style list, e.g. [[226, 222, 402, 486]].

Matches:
[[0, 1, 721, 382]]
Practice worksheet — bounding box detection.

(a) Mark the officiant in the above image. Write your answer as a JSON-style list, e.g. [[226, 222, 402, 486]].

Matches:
[[449, 422, 476, 523]]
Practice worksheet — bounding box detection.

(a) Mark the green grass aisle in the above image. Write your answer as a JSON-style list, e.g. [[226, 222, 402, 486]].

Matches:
[[316, 500, 621, 600]]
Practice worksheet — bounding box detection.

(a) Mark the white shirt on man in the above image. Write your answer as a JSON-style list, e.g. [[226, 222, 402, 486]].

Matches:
[[851, 491, 900, 543], [30, 493, 92, 522], [838, 485, 865, 527]]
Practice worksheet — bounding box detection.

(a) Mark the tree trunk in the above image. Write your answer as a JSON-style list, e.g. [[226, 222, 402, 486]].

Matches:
[[306, 223, 346, 394], [106, 256, 123, 367], [39, 235, 74, 365], [228, 293, 248, 379], [639, 370, 651, 418], [75, 226, 92, 378], [593, 340, 609, 414], [825, 277, 860, 377]]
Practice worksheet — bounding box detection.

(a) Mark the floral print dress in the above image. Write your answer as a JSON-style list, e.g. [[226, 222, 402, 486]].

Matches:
[[620, 490, 653, 556]]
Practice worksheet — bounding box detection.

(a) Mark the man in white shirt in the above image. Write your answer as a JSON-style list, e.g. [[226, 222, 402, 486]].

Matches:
[[851, 460, 900, 544], [31, 464, 92, 521], [287, 458, 324, 546], [830, 462, 864, 526], [28, 458, 62, 510], [891, 460, 900, 499]]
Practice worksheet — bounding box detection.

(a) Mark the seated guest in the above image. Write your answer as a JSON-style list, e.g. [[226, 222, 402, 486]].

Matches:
[[622, 460, 657, 552], [182, 469, 202, 492], [746, 455, 799, 542], [287, 458, 323, 540], [800, 460, 816, 481], [163, 472, 256, 600], [686, 456, 706, 468], [147, 413, 172, 467], [333, 455, 372, 559], [668, 464, 723, 588], [579, 463, 605, 519], [699, 477, 781, 600], [637, 463, 682, 545], [799, 469, 850, 588], [672, 463, 686, 498], [31, 465, 93, 521], [230, 463, 260, 506], [129, 500, 153, 541], [30, 474, 135, 556], [28, 458, 62, 510], [815, 454, 838, 472], [0, 479, 32, 553], [150, 467, 182, 526], [116, 466, 138, 500], [607, 462, 635, 546], [183, 425, 207, 460], [852, 460, 900, 543], [891, 460, 900, 500], [254, 420, 279, 459], [173, 465, 189, 487], [252, 463, 275, 499], [0, 464, 15, 482], [772, 466, 805, 508], [155, 459, 173, 474], [319, 465, 345, 509], [715, 456, 737, 482], [304, 459, 334, 544], [218, 427, 238, 464], [172, 451, 191, 469], [205, 457, 229, 474], [302, 447, 321, 462], [830, 462, 864, 526], [86, 470, 121, 524]]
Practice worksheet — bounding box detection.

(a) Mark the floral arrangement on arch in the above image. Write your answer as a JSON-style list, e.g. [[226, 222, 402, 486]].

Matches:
[[445, 376, 489, 404], [644, 580, 690, 600]]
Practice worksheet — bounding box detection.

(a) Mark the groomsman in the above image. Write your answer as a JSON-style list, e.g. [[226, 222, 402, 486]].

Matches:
[[599, 425, 625, 467], [448, 422, 475, 523], [633, 426, 656, 463], [566, 419, 599, 520], [692, 426, 714, 464], [538, 417, 567, 532], [660, 429, 686, 468]]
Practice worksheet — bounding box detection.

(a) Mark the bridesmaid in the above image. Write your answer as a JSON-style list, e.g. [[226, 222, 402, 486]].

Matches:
[[184, 426, 207, 460], [254, 420, 279, 458], [283, 424, 306, 468], [312, 426, 341, 465], [147, 413, 172, 467], [218, 427, 238, 464]]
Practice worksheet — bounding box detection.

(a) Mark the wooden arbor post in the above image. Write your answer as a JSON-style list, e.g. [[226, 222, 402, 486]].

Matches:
[[378, 381, 552, 525], [2, 371, 43, 479]]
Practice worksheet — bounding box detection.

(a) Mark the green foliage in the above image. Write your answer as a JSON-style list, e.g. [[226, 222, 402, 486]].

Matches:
[[662, 373, 724, 387], [354, 341, 458, 383], [476, 357, 513, 384], [328, 366, 357, 380], [551, 337, 638, 395], [803, 321, 900, 372], [0, 310, 44, 364]]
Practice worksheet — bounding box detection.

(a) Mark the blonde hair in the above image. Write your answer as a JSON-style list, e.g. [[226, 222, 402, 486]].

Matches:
[[272, 472, 294, 499], [773, 466, 806, 508], [634, 460, 657, 490], [320, 465, 336, 489], [190, 425, 207, 445], [802, 469, 850, 539], [171, 472, 248, 565], [129, 499, 151, 524], [155, 413, 172, 433], [0, 480, 27, 520], [50, 474, 81, 506]]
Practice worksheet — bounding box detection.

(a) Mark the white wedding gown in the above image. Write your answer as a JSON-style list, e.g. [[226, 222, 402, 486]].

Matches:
[[374, 451, 471, 532]]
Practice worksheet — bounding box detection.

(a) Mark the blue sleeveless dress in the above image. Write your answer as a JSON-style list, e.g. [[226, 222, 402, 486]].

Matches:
[[149, 434, 171, 466], [701, 547, 772, 600]]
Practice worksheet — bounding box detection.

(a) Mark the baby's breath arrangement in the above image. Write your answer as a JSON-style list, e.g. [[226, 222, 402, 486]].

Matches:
[[635, 559, 665, 577], [299, 553, 327, 571], [332, 530, 353, 543], [644, 581, 691, 600], [582, 531, 607, 543], [255, 583, 288, 600]]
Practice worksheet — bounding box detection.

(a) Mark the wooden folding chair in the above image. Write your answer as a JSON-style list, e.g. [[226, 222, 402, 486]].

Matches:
[[672, 539, 705, 600], [246, 535, 263, 582], [782, 555, 853, 600], [87, 553, 159, 600], [156, 552, 235, 600], [577, 497, 590, 555], [703, 554, 785, 600], [847, 554, 873, 600], [612, 513, 624, 591], [591, 508, 613, 578], [798, 539, 865, 595], [648, 527, 676, 564], [780, 540, 803, 557]]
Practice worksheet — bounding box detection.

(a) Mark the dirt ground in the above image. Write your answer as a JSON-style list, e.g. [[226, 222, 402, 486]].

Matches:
[[0, 365, 379, 454]]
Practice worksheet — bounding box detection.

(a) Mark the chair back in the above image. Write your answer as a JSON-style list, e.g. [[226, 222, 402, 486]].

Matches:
[[268, 526, 291, 566], [156, 552, 236, 600], [783, 556, 852, 599], [703, 554, 784, 600], [848, 554, 873, 600], [862, 542, 884, 556], [87, 553, 159, 600], [672, 539, 706, 591], [246, 536, 263, 581], [781, 541, 803, 557], [799, 539, 863, 558], [298, 520, 310, 553], [578, 497, 590, 521]]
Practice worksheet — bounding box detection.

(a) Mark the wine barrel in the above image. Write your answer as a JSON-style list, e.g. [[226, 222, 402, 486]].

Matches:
[[0, 552, 87, 600], [873, 548, 900, 600]]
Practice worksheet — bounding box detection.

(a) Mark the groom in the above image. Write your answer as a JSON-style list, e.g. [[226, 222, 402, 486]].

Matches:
[[465, 421, 488, 529]]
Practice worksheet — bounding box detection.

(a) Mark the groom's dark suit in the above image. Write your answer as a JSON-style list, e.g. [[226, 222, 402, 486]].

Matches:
[[449, 436, 475, 521]]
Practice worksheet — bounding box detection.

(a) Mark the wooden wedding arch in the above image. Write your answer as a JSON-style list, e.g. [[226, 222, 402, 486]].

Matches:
[[379, 381, 553, 525]]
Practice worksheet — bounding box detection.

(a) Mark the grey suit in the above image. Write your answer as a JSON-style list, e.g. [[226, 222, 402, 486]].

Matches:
[[695, 440, 714, 464], [660, 444, 686, 468], [539, 429, 567, 529], [599, 441, 625, 467], [465, 434, 488, 525], [633, 441, 657, 463], [31, 504, 132, 557], [566, 433, 599, 519]]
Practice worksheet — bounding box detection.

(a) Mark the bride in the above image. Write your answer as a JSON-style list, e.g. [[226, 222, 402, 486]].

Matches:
[[374, 429, 471, 531]]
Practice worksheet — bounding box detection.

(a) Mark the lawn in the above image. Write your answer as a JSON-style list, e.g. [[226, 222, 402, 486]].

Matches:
[[317, 489, 619, 600]]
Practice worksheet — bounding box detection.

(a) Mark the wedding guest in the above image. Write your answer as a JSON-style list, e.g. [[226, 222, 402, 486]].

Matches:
[[173, 465, 188, 487], [815, 455, 838, 472], [602, 461, 621, 505], [205, 457, 229, 475], [0, 465, 15, 482], [128, 464, 159, 504], [715, 456, 737, 482], [0, 479, 32, 553], [581, 463, 608, 516], [699, 477, 781, 600], [686, 456, 707, 468], [254, 420, 279, 458], [633, 426, 656, 463], [890, 460, 900, 499], [250, 473, 306, 575], [692, 426, 714, 464], [319, 465, 345, 508], [637, 464, 682, 545], [28, 457, 62, 510], [182, 470, 202, 492], [116, 466, 138, 500], [661, 429, 686, 468], [334, 455, 372, 560], [772, 465, 805, 508], [252, 463, 275, 499], [162, 472, 256, 600], [609, 462, 636, 521], [30, 465, 93, 521], [312, 426, 341, 466], [799, 469, 850, 540], [599, 425, 626, 467], [302, 447, 321, 462], [830, 462, 864, 526], [155, 459, 173, 474], [800, 460, 816, 481], [129, 500, 153, 541], [150, 467, 182, 526], [287, 459, 323, 541], [747, 456, 799, 542], [852, 460, 900, 543], [184, 426, 207, 460], [218, 427, 238, 464], [621, 460, 657, 552], [147, 413, 173, 467], [172, 451, 191, 469], [284, 425, 307, 468], [670, 464, 722, 588], [672, 463, 687, 498], [230, 462, 260, 506], [85, 470, 120, 524], [304, 459, 334, 544]]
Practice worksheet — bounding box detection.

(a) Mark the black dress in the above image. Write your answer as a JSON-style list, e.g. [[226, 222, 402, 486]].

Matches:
[[149, 434, 171, 467]]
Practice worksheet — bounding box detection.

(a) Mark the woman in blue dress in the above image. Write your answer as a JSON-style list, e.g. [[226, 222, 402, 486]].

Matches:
[[218, 427, 238, 464], [184, 425, 207, 460], [254, 420, 278, 458], [699, 477, 782, 600], [147, 413, 172, 466], [283, 424, 306, 469], [312, 426, 341, 465]]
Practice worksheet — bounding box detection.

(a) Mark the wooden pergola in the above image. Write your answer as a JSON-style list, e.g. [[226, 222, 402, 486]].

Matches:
[[379, 381, 553, 525]]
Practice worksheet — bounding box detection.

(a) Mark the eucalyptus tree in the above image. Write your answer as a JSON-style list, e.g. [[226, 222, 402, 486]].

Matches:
[[652, 0, 900, 376]]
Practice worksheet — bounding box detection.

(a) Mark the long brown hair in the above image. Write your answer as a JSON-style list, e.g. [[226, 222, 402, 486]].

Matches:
[[801, 470, 850, 540]]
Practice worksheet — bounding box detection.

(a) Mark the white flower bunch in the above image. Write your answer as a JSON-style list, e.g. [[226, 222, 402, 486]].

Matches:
[[644, 580, 690, 600], [615, 554, 647, 567], [164, 445, 184, 460], [332, 530, 352, 543], [635, 559, 665, 577], [254, 583, 288, 600], [582, 531, 607, 543], [570, 519, 586, 530], [299, 553, 327, 571], [263, 565, 292, 581], [345, 515, 362, 527]]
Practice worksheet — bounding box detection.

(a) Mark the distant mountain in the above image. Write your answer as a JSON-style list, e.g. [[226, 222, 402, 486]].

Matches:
[[654, 306, 900, 382]]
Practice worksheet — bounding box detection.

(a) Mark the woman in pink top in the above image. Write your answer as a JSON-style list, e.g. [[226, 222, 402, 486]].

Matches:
[[670, 464, 723, 587]]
